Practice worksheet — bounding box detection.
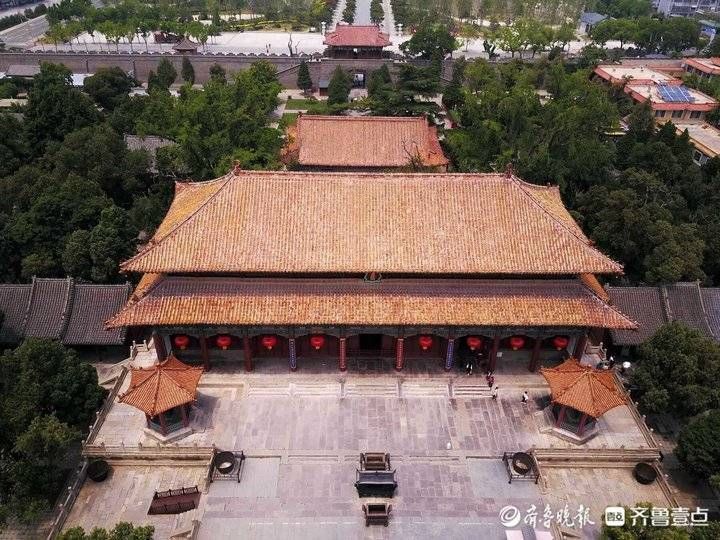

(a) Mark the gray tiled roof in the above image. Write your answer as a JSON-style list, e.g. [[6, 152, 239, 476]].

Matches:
[[0, 278, 130, 346], [607, 287, 667, 346], [608, 283, 720, 346], [23, 278, 73, 339], [0, 284, 31, 343]]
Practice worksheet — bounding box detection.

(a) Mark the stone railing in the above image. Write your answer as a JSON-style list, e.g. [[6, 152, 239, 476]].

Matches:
[[45, 459, 88, 540], [531, 446, 662, 464], [84, 366, 128, 447], [83, 442, 215, 461]]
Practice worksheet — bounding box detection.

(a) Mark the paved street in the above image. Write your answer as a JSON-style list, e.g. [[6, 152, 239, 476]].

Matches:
[[0, 13, 47, 47], [354, 0, 371, 25]]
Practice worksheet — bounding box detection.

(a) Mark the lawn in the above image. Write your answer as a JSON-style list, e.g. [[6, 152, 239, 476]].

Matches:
[[285, 98, 316, 109], [280, 112, 299, 128]]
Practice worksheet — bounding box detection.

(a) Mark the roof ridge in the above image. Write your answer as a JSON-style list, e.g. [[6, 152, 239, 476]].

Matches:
[[120, 174, 233, 272], [58, 277, 75, 342], [509, 175, 623, 273], [20, 276, 37, 336], [583, 288, 639, 330]]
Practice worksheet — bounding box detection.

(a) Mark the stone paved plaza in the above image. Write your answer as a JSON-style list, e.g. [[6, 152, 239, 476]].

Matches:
[[57, 359, 676, 539]]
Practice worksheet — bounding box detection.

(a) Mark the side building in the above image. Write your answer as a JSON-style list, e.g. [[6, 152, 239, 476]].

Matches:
[[107, 169, 636, 373], [282, 115, 449, 172]]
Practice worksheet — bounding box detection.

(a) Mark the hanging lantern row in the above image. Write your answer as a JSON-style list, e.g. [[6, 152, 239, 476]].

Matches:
[[216, 334, 233, 350], [261, 335, 278, 350], [310, 334, 325, 350], [552, 335, 569, 351], [173, 334, 190, 350], [509, 336, 526, 350], [418, 335, 433, 350], [466, 336, 482, 351]]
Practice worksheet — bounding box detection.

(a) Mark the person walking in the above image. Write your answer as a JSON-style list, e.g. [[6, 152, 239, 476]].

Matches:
[[521, 391, 529, 404], [465, 356, 474, 375], [491, 386, 499, 400]]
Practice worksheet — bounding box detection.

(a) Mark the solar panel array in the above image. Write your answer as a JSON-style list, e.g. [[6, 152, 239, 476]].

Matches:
[[657, 84, 696, 103]]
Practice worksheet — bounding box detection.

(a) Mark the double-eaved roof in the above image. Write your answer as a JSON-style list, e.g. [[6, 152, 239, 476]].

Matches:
[[0, 278, 131, 345], [120, 170, 623, 275], [284, 115, 449, 169]]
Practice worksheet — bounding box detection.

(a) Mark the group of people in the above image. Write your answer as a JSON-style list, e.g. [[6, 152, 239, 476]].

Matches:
[[464, 348, 530, 404]]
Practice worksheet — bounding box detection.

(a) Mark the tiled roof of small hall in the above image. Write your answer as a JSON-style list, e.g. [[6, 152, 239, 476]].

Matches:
[[120, 170, 624, 276]]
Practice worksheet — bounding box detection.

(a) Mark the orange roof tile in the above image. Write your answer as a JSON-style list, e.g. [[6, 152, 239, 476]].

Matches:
[[120, 170, 623, 275], [107, 276, 637, 329], [119, 355, 203, 416], [323, 25, 391, 47], [284, 115, 449, 168], [540, 358, 626, 418]]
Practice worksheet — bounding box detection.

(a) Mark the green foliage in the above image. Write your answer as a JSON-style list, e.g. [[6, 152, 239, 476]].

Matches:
[[83, 67, 136, 110], [297, 61, 312, 92], [677, 410, 720, 481], [367, 64, 439, 116], [209, 63, 227, 85], [370, 0, 384, 24], [631, 323, 720, 418], [400, 23, 457, 60], [59, 522, 155, 540], [343, 0, 356, 23], [327, 66, 351, 105], [24, 63, 100, 153], [181, 56, 196, 85], [591, 0, 653, 19], [156, 59, 178, 90], [590, 16, 700, 54], [0, 339, 104, 528]]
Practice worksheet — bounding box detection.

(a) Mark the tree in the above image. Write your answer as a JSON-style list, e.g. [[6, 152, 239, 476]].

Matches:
[[83, 66, 135, 110], [676, 410, 720, 481], [442, 57, 465, 110], [297, 61, 312, 93], [181, 56, 195, 85], [59, 522, 155, 540], [23, 63, 99, 153], [370, 0, 383, 24], [327, 65, 351, 105], [156, 58, 177, 90], [209, 63, 227, 84], [631, 323, 720, 418], [400, 23, 457, 60]]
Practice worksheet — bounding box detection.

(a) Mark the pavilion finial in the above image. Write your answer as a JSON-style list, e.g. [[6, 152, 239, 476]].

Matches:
[[232, 160, 243, 174]]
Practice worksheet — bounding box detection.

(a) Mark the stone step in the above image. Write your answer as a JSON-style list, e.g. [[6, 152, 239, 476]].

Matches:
[[400, 382, 449, 398], [451, 384, 492, 398], [246, 385, 291, 396], [343, 382, 398, 397], [291, 382, 341, 396]]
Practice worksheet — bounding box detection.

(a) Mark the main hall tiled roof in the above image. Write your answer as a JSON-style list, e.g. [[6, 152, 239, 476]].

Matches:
[[120, 170, 624, 275], [0, 278, 130, 345], [106, 276, 637, 329], [284, 115, 449, 168]]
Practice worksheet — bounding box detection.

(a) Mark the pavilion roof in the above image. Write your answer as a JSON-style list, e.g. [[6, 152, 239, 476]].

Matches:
[[323, 25, 391, 48], [107, 276, 637, 329], [283, 115, 449, 168], [540, 358, 626, 418], [173, 37, 198, 52], [119, 355, 203, 416], [120, 170, 624, 276]]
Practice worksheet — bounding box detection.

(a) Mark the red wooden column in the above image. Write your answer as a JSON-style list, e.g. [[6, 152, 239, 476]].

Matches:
[[200, 335, 210, 371], [153, 331, 167, 360], [289, 338, 297, 371], [339, 337, 347, 371], [554, 404, 566, 427], [489, 335, 500, 372], [528, 337, 542, 372], [573, 334, 589, 359], [243, 337, 254, 372], [577, 413, 589, 435], [181, 404, 189, 428], [444, 338, 455, 371], [395, 337, 405, 371]]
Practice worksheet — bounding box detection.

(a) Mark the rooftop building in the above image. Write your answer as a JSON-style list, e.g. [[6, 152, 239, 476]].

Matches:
[[674, 122, 720, 164], [323, 24, 391, 58], [282, 115, 449, 171]]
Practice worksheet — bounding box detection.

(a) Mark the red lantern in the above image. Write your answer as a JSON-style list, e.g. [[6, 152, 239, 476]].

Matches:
[[509, 336, 525, 350], [418, 335, 433, 351], [309, 334, 325, 350], [216, 335, 232, 350], [261, 335, 277, 350], [552, 336, 569, 351], [466, 336, 482, 351], [173, 334, 190, 350]]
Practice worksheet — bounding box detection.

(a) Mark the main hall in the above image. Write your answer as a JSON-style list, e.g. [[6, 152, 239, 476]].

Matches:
[[108, 168, 636, 374]]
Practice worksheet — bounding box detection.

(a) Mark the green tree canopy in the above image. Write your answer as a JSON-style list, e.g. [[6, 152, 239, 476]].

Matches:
[[181, 56, 195, 85], [59, 522, 155, 540], [83, 67, 135, 110], [676, 410, 720, 482], [297, 61, 312, 92], [400, 23, 457, 60], [327, 65, 351, 105]]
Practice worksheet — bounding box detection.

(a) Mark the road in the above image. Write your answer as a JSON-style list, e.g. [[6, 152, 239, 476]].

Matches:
[[353, 0, 371, 24], [0, 12, 47, 47]]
